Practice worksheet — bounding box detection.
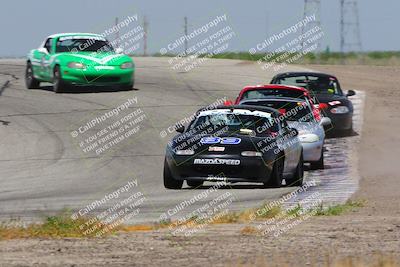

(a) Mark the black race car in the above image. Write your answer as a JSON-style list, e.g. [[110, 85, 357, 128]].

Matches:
[[163, 105, 304, 189], [271, 72, 356, 132]]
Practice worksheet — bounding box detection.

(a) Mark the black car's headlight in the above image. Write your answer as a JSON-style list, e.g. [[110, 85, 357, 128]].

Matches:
[[174, 149, 195, 155], [241, 151, 262, 157], [120, 62, 134, 69], [330, 106, 349, 114], [67, 62, 86, 69]]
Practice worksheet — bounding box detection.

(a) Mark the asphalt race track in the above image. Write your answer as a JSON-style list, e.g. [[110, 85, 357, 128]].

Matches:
[[0, 57, 364, 224]]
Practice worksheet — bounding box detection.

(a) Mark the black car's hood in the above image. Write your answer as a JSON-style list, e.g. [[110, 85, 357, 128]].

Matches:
[[169, 133, 270, 155]]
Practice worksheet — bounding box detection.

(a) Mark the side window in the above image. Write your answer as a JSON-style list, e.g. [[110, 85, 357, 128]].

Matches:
[[43, 38, 52, 53]]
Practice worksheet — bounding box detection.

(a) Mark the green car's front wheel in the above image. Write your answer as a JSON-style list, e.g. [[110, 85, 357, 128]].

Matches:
[[53, 65, 67, 93], [25, 62, 40, 89]]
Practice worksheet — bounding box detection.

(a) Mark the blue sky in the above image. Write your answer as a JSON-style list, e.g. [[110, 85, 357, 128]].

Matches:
[[0, 0, 397, 56]]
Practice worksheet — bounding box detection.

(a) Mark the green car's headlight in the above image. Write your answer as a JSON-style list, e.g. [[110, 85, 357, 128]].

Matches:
[[68, 62, 86, 69], [120, 62, 134, 69]]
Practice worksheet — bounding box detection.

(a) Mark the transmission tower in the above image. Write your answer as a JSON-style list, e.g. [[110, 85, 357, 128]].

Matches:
[[301, 0, 322, 51], [340, 0, 362, 52]]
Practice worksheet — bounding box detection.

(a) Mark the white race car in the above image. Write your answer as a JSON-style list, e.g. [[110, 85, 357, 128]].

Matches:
[[240, 97, 331, 169]]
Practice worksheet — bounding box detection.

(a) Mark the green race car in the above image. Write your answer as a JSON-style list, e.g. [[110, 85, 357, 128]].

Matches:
[[26, 33, 135, 93]]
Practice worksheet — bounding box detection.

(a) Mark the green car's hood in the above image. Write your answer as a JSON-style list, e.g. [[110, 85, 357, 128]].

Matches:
[[55, 52, 132, 66]]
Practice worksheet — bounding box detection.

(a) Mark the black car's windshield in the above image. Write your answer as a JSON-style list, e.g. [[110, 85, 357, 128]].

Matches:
[[190, 113, 279, 136], [241, 89, 306, 101], [56, 37, 114, 53], [274, 75, 343, 95], [243, 100, 315, 122]]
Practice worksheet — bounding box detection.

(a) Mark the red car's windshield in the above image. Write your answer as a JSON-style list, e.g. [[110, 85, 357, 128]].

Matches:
[[240, 89, 306, 101]]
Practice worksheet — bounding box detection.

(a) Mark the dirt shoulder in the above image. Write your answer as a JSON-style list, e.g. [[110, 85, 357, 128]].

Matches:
[[309, 64, 400, 217], [0, 64, 399, 267]]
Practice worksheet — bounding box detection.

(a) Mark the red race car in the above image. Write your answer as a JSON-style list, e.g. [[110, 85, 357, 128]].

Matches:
[[225, 84, 323, 121]]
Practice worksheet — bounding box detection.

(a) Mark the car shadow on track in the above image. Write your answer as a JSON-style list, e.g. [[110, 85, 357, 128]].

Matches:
[[181, 183, 300, 190], [33, 85, 138, 93], [325, 128, 359, 139]]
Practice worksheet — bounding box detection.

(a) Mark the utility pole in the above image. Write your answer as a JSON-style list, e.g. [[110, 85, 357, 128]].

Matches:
[[115, 17, 119, 48], [184, 16, 188, 55], [301, 0, 322, 51], [143, 16, 148, 56], [265, 11, 269, 42], [340, 0, 362, 52]]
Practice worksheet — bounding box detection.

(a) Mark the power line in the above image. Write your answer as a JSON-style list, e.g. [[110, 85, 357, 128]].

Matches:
[[115, 17, 119, 48], [143, 16, 148, 56], [184, 16, 188, 55]]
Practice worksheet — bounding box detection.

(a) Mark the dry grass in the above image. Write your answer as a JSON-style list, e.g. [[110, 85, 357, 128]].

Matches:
[[329, 257, 399, 267], [230, 255, 399, 267], [0, 213, 117, 240], [239, 226, 260, 235], [120, 224, 154, 231], [313, 200, 365, 216], [0, 200, 365, 239]]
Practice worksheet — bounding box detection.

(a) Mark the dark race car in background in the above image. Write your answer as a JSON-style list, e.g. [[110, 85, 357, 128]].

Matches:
[[163, 105, 304, 189], [271, 72, 356, 133]]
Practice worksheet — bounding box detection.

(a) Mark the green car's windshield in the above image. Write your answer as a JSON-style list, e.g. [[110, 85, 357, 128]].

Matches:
[[56, 38, 114, 53], [274, 75, 343, 95]]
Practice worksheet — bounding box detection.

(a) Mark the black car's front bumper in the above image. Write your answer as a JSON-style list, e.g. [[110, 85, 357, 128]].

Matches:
[[166, 154, 274, 183], [325, 112, 353, 131]]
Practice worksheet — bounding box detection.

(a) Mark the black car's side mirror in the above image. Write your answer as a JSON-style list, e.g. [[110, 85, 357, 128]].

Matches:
[[346, 90, 356, 97], [176, 125, 185, 133]]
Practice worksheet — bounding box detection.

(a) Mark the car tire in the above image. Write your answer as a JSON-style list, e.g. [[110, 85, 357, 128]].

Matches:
[[163, 159, 183, 189], [310, 150, 324, 170], [345, 122, 353, 135], [25, 62, 40, 89], [265, 157, 284, 188], [287, 153, 304, 186], [122, 83, 133, 91], [53, 65, 66, 93], [186, 180, 203, 188]]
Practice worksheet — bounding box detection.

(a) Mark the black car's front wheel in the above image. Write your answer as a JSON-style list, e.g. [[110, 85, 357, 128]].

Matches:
[[25, 62, 40, 89], [163, 159, 183, 189], [265, 157, 284, 188]]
